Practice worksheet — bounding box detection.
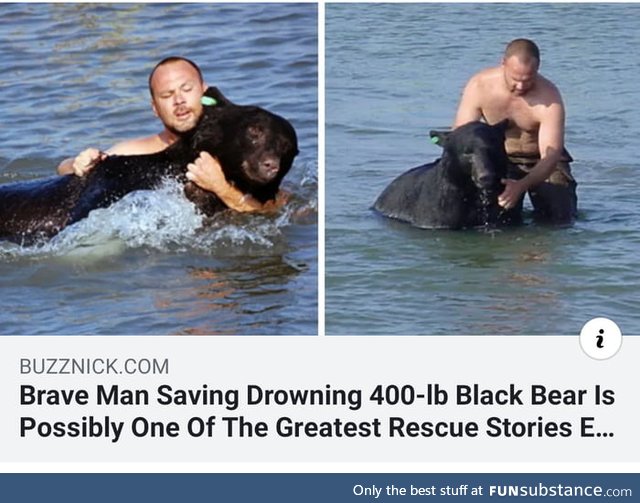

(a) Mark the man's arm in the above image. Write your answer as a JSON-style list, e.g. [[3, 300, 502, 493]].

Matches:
[[56, 136, 165, 176], [186, 152, 287, 213], [498, 101, 565, 209], [453, 75, 484, 128], [57, 148, 108, 176]]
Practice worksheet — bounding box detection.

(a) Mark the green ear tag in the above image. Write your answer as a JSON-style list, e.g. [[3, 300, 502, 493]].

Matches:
[[431, 136, 440, 145], [201, 96, 217, 106]]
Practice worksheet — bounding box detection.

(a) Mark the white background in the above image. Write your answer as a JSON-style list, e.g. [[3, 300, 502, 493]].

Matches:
[[1, 336, 638, 471]]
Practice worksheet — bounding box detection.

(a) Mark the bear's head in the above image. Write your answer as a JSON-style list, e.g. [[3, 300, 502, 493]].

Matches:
[[189, 87, 298, 203], [430, 119, 509, 197], [430, 120, 510, 224]]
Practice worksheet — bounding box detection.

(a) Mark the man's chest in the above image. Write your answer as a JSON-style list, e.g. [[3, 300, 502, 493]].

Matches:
[[482, 96, 540, 133]]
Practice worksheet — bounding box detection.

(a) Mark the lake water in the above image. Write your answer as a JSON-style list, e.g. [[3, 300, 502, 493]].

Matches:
[[0, 3, 317, 335], [325, 3, 640, 335]]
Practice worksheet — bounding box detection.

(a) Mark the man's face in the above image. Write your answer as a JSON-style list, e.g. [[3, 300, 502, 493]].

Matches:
[[502, 55, 538, 97], [150, 60, 205, 134]]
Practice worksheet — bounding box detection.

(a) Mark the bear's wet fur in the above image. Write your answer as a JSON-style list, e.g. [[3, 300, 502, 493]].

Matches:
[[0, 87, 298, 244], [373, 120, 519, 229]]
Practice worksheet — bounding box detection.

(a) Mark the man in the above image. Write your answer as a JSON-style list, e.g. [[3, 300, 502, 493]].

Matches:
[[57, 56, 278, 212], [453, 38, 577, 223]]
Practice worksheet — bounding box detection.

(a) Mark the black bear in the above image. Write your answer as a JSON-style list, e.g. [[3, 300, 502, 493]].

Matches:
[[373, 120, 519, 229], [0, 87, 298, 244]]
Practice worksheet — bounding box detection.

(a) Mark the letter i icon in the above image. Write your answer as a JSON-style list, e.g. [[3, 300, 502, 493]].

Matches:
[[579, 317, 622, 360]]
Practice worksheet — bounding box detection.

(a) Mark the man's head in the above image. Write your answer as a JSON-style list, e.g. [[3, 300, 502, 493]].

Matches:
[[501, 38, 540, 96], [148, 57, 206, 135]]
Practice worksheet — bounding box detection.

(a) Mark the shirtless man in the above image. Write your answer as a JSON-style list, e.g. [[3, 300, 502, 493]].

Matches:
[[453, 39, 577, 223], [57, 56, 277, 212]]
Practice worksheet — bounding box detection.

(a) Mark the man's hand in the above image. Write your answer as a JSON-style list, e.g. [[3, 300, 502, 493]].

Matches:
[[186, 151, 285, 213], [186, 151, 227, 194], [498, 178, 525, 209], [58, 148, 108, 176]]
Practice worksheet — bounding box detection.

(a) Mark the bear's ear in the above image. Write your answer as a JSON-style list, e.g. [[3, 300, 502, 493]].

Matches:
[[492, 118, 509, 134], [203, 86, 234, 107], [429, 130, 450, 148]]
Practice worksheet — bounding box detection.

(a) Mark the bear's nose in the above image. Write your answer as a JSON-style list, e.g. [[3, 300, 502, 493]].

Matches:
[[260, 158, 280, 179]]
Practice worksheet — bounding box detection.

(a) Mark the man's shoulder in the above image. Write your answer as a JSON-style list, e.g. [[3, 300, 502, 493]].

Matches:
[[470, 65, 501, 82], [465, 66, 501, 93], [534, 74, 564, 110], [107, 134, 169, 156]]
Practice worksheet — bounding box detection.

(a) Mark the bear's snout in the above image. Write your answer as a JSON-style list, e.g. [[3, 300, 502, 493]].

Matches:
[[241, 152, 283, 184], [259, 156, 281, 180]]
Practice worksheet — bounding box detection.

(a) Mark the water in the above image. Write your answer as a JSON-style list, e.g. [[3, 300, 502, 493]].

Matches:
[[0, 3, 317, 335], [326, 3, 640, 335]]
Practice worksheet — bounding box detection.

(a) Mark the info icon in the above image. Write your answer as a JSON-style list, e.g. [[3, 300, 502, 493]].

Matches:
[[579, 317, 622, 360]]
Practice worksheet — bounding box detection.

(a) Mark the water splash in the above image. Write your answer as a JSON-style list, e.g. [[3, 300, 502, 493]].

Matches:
[[0, 180, 308, 260]]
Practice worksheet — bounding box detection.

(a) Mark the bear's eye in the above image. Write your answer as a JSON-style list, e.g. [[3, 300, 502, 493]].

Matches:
[[246, 126, 265, 145]]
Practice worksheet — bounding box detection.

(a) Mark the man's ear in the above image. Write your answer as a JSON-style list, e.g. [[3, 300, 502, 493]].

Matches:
[[151, 98, 159, 118], [429, 130, 450, 147]]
